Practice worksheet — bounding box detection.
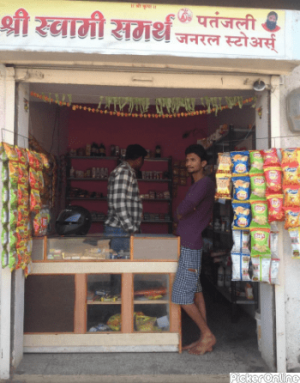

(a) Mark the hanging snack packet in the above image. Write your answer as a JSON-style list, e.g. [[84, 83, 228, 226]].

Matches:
[[288, 228, 300, 257], [215, 173, 231, 200], [1, 225, 8, 246], [267, 194, 284, 222], [250, 174, 266, 200], [231, 253, 251, 281], [217, 152, 232, 173], [249, 150, 264, 174], [2, 246, 8, 268], [270, 231, 279, 258], [250, 200, 269, 228], [252, 256, 271, 283], [18, 163, 29, 187], [270, 259, 280, 284], [15, 147, 28, 165], [2, 163, 8, 183], [3, 143, 18, 162], [232, 230, 250, 253], [281, 148, 298, 166], [232, 176, 250, 201], [232, 202, 251, 229], [30, 189, 42, 213], [251, 256, 260, 282], [230, 151, 249, 175], [283, 186, 300, 208], [250, 228, 271, 256], [8, 161, 19, 187], [262, 148, 280, 167], [264, 167, 282, 194], [282, 162, 300, 186], [284, 207, 300, 230], [29, 168, 40, 190]]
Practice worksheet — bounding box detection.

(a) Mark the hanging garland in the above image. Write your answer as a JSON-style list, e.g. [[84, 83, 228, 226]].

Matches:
[[30, 91, 256, 118]]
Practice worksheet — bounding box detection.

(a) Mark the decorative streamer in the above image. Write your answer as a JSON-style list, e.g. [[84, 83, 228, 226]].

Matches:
[[30, 92, 256, 119]]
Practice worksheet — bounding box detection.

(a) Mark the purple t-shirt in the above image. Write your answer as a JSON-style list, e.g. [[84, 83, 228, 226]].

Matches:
[[176, 176, 215, 250]]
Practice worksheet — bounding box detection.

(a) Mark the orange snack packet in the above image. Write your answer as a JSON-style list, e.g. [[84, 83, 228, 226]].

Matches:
[[284, 207, 300, 230], [283, 185, 300, 207]]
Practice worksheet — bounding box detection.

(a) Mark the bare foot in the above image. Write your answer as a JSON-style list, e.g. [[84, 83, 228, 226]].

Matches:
[[188, 334, 216, 355], [182, 339, 200, 351]]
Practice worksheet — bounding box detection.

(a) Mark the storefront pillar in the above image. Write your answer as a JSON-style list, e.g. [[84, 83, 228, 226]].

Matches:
[[0, 66, 15, 379], [271, 75, 287, 373]]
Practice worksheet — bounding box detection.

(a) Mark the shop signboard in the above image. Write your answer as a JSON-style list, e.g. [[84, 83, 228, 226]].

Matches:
[[0, 1, 289, 59]]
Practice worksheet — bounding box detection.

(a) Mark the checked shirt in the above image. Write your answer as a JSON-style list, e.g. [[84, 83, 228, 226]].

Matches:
[[105, 161, 142, 233]]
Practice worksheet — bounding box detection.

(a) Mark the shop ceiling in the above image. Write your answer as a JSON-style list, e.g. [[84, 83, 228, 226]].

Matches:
[[29, 83, 255, 105]]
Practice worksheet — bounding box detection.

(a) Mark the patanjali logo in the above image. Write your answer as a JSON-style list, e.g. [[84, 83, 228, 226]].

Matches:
[[177, 8, 193, 24]]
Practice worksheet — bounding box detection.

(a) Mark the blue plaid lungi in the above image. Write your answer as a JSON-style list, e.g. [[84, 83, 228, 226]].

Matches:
[[172, 247, 203, 305]]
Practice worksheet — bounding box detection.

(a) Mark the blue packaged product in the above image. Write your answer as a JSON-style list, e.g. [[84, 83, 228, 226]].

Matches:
[[232, 176, 250, 201], [230, 151, 249, 175], [232, 202, 251, 229]]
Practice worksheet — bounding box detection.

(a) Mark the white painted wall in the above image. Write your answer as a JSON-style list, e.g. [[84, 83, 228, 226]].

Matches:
[[278, 66, 300, 372]]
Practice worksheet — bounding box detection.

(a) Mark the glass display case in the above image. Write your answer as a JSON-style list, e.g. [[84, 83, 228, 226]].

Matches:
[[87, 274, 122, 333], [134, 274, 170, 332]]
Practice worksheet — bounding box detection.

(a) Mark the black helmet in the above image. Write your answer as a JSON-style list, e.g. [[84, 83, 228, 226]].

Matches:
[[56, 206, 92, 236]]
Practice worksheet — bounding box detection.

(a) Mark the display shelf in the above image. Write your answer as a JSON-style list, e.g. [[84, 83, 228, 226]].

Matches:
[[67, 197, 107, 201], [137, 179, 171, 183], [141, 199, 171, 202], [87, 300, 122, 305], [133, 299, 169, 304], [69, 156, 118, 160], [144, 157, 171, 162], [142, 220, 173, 223], [68, 178, 108, 181]]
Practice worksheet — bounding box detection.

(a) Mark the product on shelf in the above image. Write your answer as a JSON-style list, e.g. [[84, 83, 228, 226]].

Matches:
[[251, 255, 271, 283], [232, 201, 251, 229], [283, 185, 300, 207], [284, 207, 300, 229], [262, 148, 281, 167], [249, 150, 264, 174], [107, 313, 121, 331], [250, 200, 269, 228], [267, 194, 284, 222], [250, 174, 266, 200], [250, 228, 271, 256], [264, 167, 282, 194], [232, 176, 250, 201], [282, 163, 299, 186], [230, 151, 249, 175], [281, 148, 298, 166]]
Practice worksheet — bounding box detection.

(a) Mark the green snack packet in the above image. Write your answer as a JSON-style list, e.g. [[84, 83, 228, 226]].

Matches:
[[250, 174, 266, 200], [249, 150, 264, 174], [2, 246, 8, 268], [1, 207, 8, 224], [2, 164, 8, 183], [2, 187, 8, 205], [9, 232, 17, 248], [1, 225, 8, 246], [250, 228, 271, 256], [250, 200, 270, 229], [9, 188, 18, 209]]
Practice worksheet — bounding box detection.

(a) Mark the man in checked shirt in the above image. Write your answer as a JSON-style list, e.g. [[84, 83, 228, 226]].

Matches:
[[104, 144, 147, 254]]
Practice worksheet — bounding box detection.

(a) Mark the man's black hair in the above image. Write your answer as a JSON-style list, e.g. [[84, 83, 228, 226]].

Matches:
[[125, 144, 147, 160], [185, 144, 208, 162], [267, 11, 278, 20]]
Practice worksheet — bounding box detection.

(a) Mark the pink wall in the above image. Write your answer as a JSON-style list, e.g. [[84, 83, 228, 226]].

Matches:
[[67, 105, 209, 234]]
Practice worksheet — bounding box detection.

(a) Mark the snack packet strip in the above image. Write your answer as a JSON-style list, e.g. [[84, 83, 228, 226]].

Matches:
[[288, 228, 300, 258], [282, 162, 299, 186], [267, 194, 284, 222], [232, 202, 251, 230], [262, 148, 280, 167], [215, 173, 231, 200], [283, 186, 300, 208], [284, 207, 300, 230], [230, 151, 249, 175], [264, 167, 282, 194], [281, 148, 298, 167], [232, 176, 250, 201], [250, 174, 266, 201], [250, 200, 270, 229], [217, 152, 232, 174], [250, 227, 271, 256]]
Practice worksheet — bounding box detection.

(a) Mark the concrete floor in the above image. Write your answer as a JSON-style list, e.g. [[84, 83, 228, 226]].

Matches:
[[11, 290, 269, 382]]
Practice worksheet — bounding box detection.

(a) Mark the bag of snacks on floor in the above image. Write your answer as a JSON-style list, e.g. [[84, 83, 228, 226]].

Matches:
[[250, 228, 271, 256], [135, 314, 158, 332], [249, 150, 264, 174], [250, 174, 266, 200], [267, 194, 284, 222], [230, 151, 249, 175], [250, 200, 269, 228], [232, 176, 250, 201], [232, 202, 251, 229], [107, 313, 121, 331]]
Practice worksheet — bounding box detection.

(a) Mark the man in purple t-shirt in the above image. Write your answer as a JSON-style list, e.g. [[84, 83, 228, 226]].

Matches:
[[172, 144, 216, 355]]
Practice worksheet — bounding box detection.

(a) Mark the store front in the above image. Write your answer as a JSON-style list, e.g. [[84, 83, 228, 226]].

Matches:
[[1, 1, 300, 380]]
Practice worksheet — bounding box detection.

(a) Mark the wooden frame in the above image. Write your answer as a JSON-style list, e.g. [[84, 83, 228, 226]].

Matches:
[[74, 274, 87, 334]]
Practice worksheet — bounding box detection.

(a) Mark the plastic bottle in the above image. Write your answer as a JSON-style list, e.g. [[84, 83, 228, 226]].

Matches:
[[225, 264, 231, 287], [217, 264, 224, 287], [99, 143, 106, 157]]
